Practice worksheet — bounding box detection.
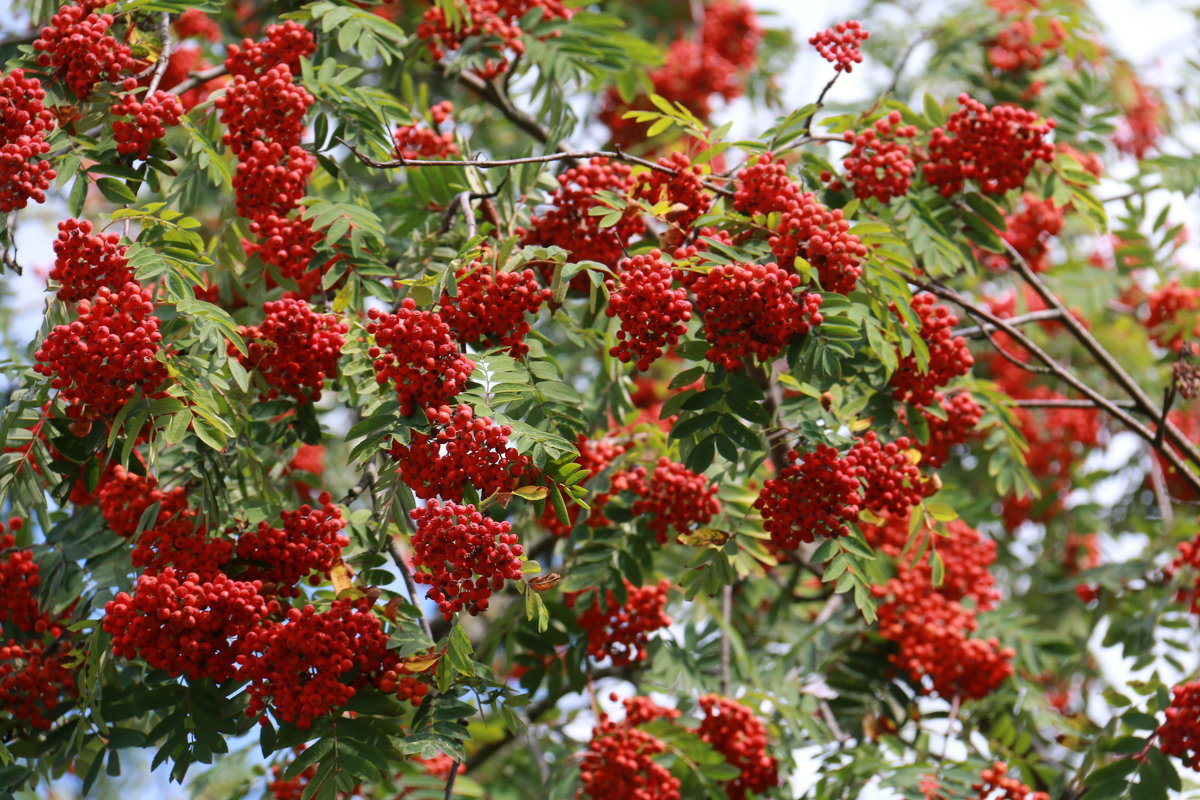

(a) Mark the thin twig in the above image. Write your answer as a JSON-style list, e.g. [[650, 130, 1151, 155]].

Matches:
[[802, 73, 840, 137], [1013, 398, 1137, 411], [443, 764, 460, 800], [952, 308, 1063, 338], [389, 538, 433, 640], [970, 315, 1054, 375]]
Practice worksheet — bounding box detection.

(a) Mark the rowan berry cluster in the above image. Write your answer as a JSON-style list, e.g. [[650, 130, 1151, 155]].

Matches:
[[891, 294, 975, 408], [969, 762, 1051, 800], [1144, 279, 1200, 351], [630, 459, 720, 545], [572, 579, 672, 666], [234, 495, 348, 594], [225, 21, 315, 79], [234, 299, 347, 404], [1, 521, 54, 637], [923, 95, 1055, 196], [771, 192, 867, 293], [914, 391, 984, 468], [47, 218, 132, 304], [809, 20, 869, 72], [103, 568, 271, 683], [416, 0, 572, 80], [539, 434, 628, 537], [597, 1, 761, 148], [239, 598, 391, 729], [826, 112, 918, 203], [0, 639, 77, 731], [870, 518, 1011, 700], [606, 251, 693, 371], [33, 1, 134, 99], [97, 464, 187, 539], [33, 282, 167, 420], [376, 669, 430, 707], [437, 261, 551, 357], [394, 101, 459, 160], [987, 17, 1065, 72], [409, 500, 525, 620], [367, 300, 475, 416], [732, 154, 799, 217], [691, 262, 823, 371], [1113, 74, 1164, 160], [985, 193, 1065, 273], [696, 695, 779, 800], [632, 153, 710, 231], [1012, 387, 1102, 485], [1158, 681, 1200, 770], [853, 432, 935, 516], [578, 712, 681, 800], [129, 505, 232, 581], [521, 157, 645, 269], [388, 404, 529, 502], [174, 9, 221, 43], [755, 445, 863, 548], [216, 24, 321, 290], [0, 69, 57, 213], [110, 90, 183, 160]]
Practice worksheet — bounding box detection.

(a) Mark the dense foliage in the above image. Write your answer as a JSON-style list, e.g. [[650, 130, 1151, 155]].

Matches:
[[1, 0, 1200, 798]]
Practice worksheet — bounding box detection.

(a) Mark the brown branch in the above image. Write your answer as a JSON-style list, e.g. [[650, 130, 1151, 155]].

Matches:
[[897, 267, 1200, 496], [388, 537, 433, 641], [1013, 398, 1137, 411], [952, 309, 1064, 338], [996, 232, 1200, 474], [802, 73, 841, 138], [970, 315, 1053, 375], [168, 64, 228, 97]]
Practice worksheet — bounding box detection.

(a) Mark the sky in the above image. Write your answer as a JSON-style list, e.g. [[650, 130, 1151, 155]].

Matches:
[[6, 0, 1200, 797]]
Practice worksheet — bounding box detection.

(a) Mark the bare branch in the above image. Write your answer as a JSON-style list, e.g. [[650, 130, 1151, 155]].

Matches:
[[952, 309, 1064, 338], [146, 13, 173, 96], [168, 64, 228, 97]]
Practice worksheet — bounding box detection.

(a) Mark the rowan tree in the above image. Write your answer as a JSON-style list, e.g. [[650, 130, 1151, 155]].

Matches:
[[0, 0, 1199, 799]]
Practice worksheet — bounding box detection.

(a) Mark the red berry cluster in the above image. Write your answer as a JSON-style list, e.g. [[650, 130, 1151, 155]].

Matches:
[[47, 218, 132, 304], [409, 500, 525, 620], [539, 434, 628, 537], [130, 505, 233, 582], [521, 157, 646, 269], [224, 21, 315, 79], [388, 404, 529, 502], [1144, 279, 1200, 351], [969, 762, 1050, 800], [870, 519, 1011, 700], [233, 299, 347, 404], [770, 192, 867, 294], [438, 261, 551, 357], [695, 695, 779, 800], [417, 0, 572, 80], [983, 193, 1065, 273], [367, 300, 476, 417], [923, 94, 1055, 197], [757, 435, 932, 550], [890, 293, 975, 407], [97, 464, 187, 539], [809, 20, 869, 73], [33, 282, 167, 420], [1113, 73, 1164, 160], [629, 458, 720, 545], [239, 598, 390, 729], [0, 69, 57, 213], [103, 568, 271, 683], [755, 445, 863, 548], [598, 1, 762, 149], [174, 9, 221, 43], [394, 101, 459, 160], [987, 17, 1065, 72], [0, 638, 77, 731], [1158, 681, 1200, 770], [606, 250, 693, 371], [571, 579, 672, 666], [33, 1, 134, 99], [110, 90, 183, 160], [1062, 532, 1100, 575], [231, 141, 316, 221], [632, 153, 710, 231], [826, 111, 918, 203], [913, 391, 984, 468], [732, 154, 799, 217], [1012, 387, 1102, 485], [235, 495, 348, 594], [244, 214, 326, 285], [578, 705, 681, 800], [376, 669, 430, 708], [691, 262, 823, 371], [0, 519, 78, 730]]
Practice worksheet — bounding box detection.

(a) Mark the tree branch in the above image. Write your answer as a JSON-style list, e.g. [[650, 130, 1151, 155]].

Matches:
[[168, 64, 228, 97], [952, 308, 1063, 338]]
